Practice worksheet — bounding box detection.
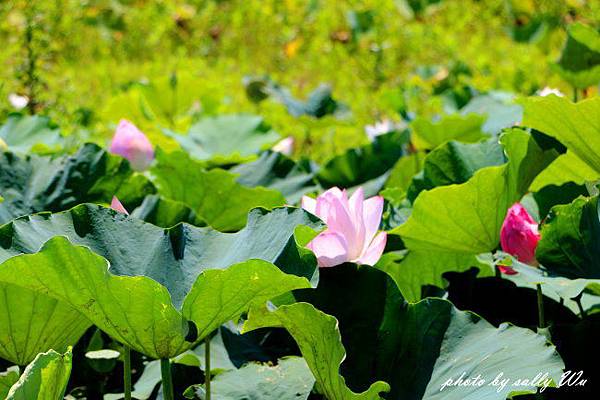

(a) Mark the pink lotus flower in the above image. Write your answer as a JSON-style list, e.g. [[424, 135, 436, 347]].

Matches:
[[301, 187, 387, 268], [110, 196, 129, 215], [500, 203, 540, 265], [109, 119, 154, 171]]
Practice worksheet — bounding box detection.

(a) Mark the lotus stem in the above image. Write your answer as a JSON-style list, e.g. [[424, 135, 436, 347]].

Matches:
[[124, 345, 132, 400], [574, 293, 587, 318], [536, 284, 546, 329], [160, 358, 175, 400], [205, 336, 211, 400], [573, 86, 578, 102]]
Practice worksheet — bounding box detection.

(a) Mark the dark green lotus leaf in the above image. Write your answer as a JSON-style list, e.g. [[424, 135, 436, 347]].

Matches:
[[248, 265, 564, 400], [149, 150, 286, 231], [0, 114, 62, 154], [164, 114, 280, 163], [231, 151, 318, 204], [131, 195, 204, 228], [268, 83, 349, 119], [0, 283, 91, 365], [410, 113, 487, 150], [5, 349, 72, 400], [184, 357, 315, 400], [0, 367, 18, 398], [460, 91, 522, 135], [0, 204, 322, 309], [533, 182, 589, 219], [316, 130, 409, 188], [536, 195, 600, 279], [407, 139, 505, 201], [394, 128, 558, 253], [0, 143, 145, 224], [0, 237, 311, 359], [555, 23, 600, 89]]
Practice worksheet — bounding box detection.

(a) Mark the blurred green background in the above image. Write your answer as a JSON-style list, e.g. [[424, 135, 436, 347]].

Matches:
[[1, 0, 598, 161]]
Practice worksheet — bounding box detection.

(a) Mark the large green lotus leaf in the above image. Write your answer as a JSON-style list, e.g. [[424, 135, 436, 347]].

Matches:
[[249, 265, 564, 400], [376, 251, 493, 302], [410, 113, 488, 150], [394, 129, 557, 253], [5, 349, 72, 400], [0, 283, 91, 365], [149, 150, 285, 231], [529, 151, 597, 191], [0, 204, 321, 309], [131, 195, 204, 228], [245, 302, 390, 400], [555, 23, 600, 89], [185, 357, 315, 400], [0, 115, 62, 154], [165, 114, 280, 163], [0, 143, 143, 224], [0, 237, 311, 359], [522, 95, 600, 175], [316, 130, 409, 188], [231, 151, 318, 204], [536, 195, 600, 279], [407, 140, 505, 201], [0, 367, 18, 398]]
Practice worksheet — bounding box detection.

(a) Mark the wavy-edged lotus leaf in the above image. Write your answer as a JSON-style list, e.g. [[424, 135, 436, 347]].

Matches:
[[149, 149, 285, 231], [522, 96, 600, 176], [555, 23, 600, 89], [394, 128, 558, 253], [385, 152, 425, 191], [185, 356, 315, 400], [165, 114, 280, 164], [0, 367, 18, 398], [530, 151, 598, 191], [376, 251, 493, 302], [0, 283, 91, 365], [0, 237, 311, 359], [407, 139, 505, 201], [268, 83, 349, 119], [131, 195, 204, 228], [536, 195, 600, 279], [0, 204, 322, 308], [231, 151, 318, 204], [247, 265, 564, 400], [410, 113, 487, 150], [0, 143, 146, 224], [316, 130, 409, 188], [5, 349, 72, 400], [460, 91, 522, 134], [0, 114, 62, 154], [245, 302, 390, 400]]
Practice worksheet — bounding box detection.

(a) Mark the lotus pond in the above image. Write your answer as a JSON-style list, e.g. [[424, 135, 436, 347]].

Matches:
[[0, 1, 600, 399]]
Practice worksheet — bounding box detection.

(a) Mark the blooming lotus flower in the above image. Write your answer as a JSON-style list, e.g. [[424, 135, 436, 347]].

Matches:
[[110, 196, 129, 215], [272, 136, 294, 156], [500, 203, 540, 265], [109, 119, 154, 171], [301, 187, 387, 268]]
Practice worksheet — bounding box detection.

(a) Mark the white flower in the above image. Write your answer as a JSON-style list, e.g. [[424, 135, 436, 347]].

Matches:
[[364, 119, 400, 141], [537, 87, 564, 97], [8, 94, 28, 110], [272, 137, 294, 156]]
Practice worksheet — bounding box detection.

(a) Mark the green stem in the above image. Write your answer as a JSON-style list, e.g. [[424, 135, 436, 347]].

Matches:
[[205, 336, 211, 400], [574, 293, 587, 318], [160, 358, 174, 400], [536, 284, 546, 329], [123, 346, 132, 400], [573, 86, 579, 102]]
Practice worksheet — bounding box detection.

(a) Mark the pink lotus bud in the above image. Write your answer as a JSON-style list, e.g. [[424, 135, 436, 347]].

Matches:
[[109, 119, 154, 171], [110, 196, 129, 215], [301, 187, 387, 268], [500, 203, 540, 265], [272, 137, 294, 156]]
